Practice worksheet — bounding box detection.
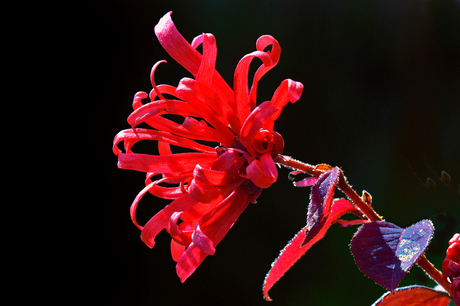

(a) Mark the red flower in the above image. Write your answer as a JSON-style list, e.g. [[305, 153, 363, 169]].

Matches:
[[442, 233, 460, 305], [113, 12, 303, 282], [447, 234, 460, 263]]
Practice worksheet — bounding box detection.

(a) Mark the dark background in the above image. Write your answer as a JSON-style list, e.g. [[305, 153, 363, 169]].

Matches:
[[78, 0, 459, 305]]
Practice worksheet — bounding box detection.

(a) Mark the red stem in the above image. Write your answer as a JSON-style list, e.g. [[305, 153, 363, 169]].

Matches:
[[417, 255, 452, 294], [274, 155, 323, 176], [274, 154, 453, 296], [336, 177, 383, 222], [274, 155, 381, 220]]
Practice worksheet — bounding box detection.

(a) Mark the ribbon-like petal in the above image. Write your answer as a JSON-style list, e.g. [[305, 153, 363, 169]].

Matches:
[[171, 239, 186, 262], [176, 187, 250, 282], [113, 128, 215, 155], [117, 152, 216, 174], [270, 79, 304, 109], [176, 78, 236, 146], [233, 35, 281, 122], [239, 101, 280, 154], [196, 34, 217, 86], [141, 193, 199, 248], [127, 99, 198, 128], [155, 12, 202, 76], [192, 224, 216, 255], [155, 12, 233, 103], [193, 164, 241, 186], [246, 153, 278, 189]]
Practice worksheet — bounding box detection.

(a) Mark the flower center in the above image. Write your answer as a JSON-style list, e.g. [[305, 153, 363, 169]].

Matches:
[[252, 130, 275, 155]]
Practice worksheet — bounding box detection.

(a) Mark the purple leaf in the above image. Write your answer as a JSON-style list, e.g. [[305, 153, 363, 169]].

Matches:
[[303, 167, 340, 245], [371, 285, 451, 306], [350, 220, 434, 292], [293, 176, 319, 187]]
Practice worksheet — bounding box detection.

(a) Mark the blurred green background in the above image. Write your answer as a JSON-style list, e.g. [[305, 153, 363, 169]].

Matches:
[[80, 0, 459, 305]]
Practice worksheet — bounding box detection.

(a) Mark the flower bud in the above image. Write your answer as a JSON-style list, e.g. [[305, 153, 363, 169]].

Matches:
[[448, 234, 460, 263], [425, 177, 436, 191], [362, 190, 372, 205], [442, 233, 460, 305], [441, 171, 451, 186]]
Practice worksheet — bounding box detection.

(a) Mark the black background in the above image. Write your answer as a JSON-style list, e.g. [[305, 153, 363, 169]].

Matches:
[[76, 0, 459, 305]]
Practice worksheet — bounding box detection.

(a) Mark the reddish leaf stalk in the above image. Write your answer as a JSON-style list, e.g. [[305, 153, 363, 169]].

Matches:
[[274, 155, 324, 176], [275, 154, 453, 296], [275, 154, 382, 222], [417, 255, 453, 295], [335, 177, 383, 222]]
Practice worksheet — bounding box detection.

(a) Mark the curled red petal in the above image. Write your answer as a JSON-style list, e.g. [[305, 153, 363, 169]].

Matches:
[[271, 131, 285, 155], [133, 91, 148, 110], [176, 187, 250, 282], [249, 35, 281, 107], [180, 79, 240, 139], [233, 35, 281, 123], [146, 182, 184, 200], [117, 152, 216, 174], [246, 153, 278, 189], [113, 128, 216, 155], [196, 34, 217, 86], [192, 223, 216, 255], [139, 114, 219, 142], [148, 84, 178, 102], [188, 169, 246, 204], [239, 101, 280, 153], [233, 50, 272, 122], [127, 99, 199, 128], [171, 239, 186, 262], [251, 131, 274, 154], [143, 173, 191, 200], [198, 187, 251, 235], [270, 79, 304, 109], [155, 12, 202, 76], [191, 34, 204, 49], [154, 12, 234, 105], [133, 83, 179, 110], [150, 60, 168, 101], [188, 178, 226, 203], [255, 35, 281, 66], [193, 164, 241, 186], [176, 78, 235, 146], [176, 244, 207, 283], [166, 212, 194, 247], [158, 141, 172, 156], [166, 212, 182, 238], [180, 203, 215, 222], [140, 193, 198, 248], [211, 149, 246, 172], [130, 181, 155, 230]]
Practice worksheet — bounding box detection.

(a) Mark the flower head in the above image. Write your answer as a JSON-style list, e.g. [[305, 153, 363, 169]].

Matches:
[[442, 233, 460, 305], [113, 12, 303, 282]]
